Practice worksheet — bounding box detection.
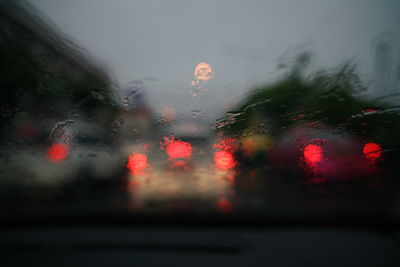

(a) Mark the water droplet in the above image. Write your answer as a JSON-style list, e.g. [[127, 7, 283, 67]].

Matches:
[[191, 109, 203, 119]]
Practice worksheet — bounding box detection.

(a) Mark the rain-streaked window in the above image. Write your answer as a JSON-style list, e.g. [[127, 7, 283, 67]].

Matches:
[[1, 0, 400, 223]]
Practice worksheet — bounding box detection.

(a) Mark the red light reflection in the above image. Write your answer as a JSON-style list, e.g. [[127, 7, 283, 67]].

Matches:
[[303, 144, 323, 164], [17, 123, 36, 140], [217, 197, 233, 213], [47, 143, 69, 162], [170, 160, 192, 171], [214, 150, 236, 170], [126, 153, 148, 175], [363, 142, 382, 162], [165, 140, 192, 159], [213, 138, 238, 152]]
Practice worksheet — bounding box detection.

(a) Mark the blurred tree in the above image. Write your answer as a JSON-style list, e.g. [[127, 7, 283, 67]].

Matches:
[[216, 54, 400, 149]]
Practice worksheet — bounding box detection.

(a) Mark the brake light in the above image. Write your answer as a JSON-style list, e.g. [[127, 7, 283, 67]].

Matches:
[[363, 142, 382, 162], [214, 150, 236, 170], [127, 153, 148, 175], [165, 140, 192, 159], [47, 143, 69, 162], [303, 144, 323, 164]]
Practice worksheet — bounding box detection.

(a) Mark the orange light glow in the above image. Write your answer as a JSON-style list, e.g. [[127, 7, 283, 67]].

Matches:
[[303, 144, 323, 164], [165, 139, 192, 159], [214, 150, 236, 170], [126, 153, 148, 175], [194, 62, 214, 81], [240, 135, 273, 157], [363, 142, 382, 162], [47, 143, 69, 162]]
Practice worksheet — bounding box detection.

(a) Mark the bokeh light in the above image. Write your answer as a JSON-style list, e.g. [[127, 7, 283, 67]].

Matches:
[[363, 142, 382, 162], [127, 152, 148, 175], [165, 139, 192, 159], [303, 144, 323, 164], [194, 62, 214, 81], [214, 150, 236, 170], [47, 143, 69, 162]]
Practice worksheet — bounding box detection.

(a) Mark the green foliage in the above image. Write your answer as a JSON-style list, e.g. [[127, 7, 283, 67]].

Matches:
[[217, 62, 400, 148]]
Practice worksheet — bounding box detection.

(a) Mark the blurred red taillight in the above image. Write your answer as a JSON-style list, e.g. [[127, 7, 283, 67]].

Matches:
[[127, 152, 148, 175], [165, 140, 192, 159], [47, 143, 69, 162], [214, 150, 236, 170], [363, 142, 382, 162], [303, 143, 323, 164]]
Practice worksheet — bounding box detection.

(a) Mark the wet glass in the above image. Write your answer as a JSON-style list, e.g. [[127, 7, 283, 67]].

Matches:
[[1, 0, 400, 225]]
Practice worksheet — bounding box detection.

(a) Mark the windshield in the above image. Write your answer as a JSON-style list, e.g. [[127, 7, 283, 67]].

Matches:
[[1, 0, 400, 225]]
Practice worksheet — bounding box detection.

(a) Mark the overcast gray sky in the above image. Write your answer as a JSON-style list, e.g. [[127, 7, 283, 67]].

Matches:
[[27, 0, 400, 120]]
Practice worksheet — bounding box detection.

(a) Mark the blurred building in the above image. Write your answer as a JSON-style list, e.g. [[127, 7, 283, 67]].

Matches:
[[0, 1, 116, 145]]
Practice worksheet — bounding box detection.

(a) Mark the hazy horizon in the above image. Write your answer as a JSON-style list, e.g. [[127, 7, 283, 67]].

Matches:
[[27, 0, 400, 120]]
